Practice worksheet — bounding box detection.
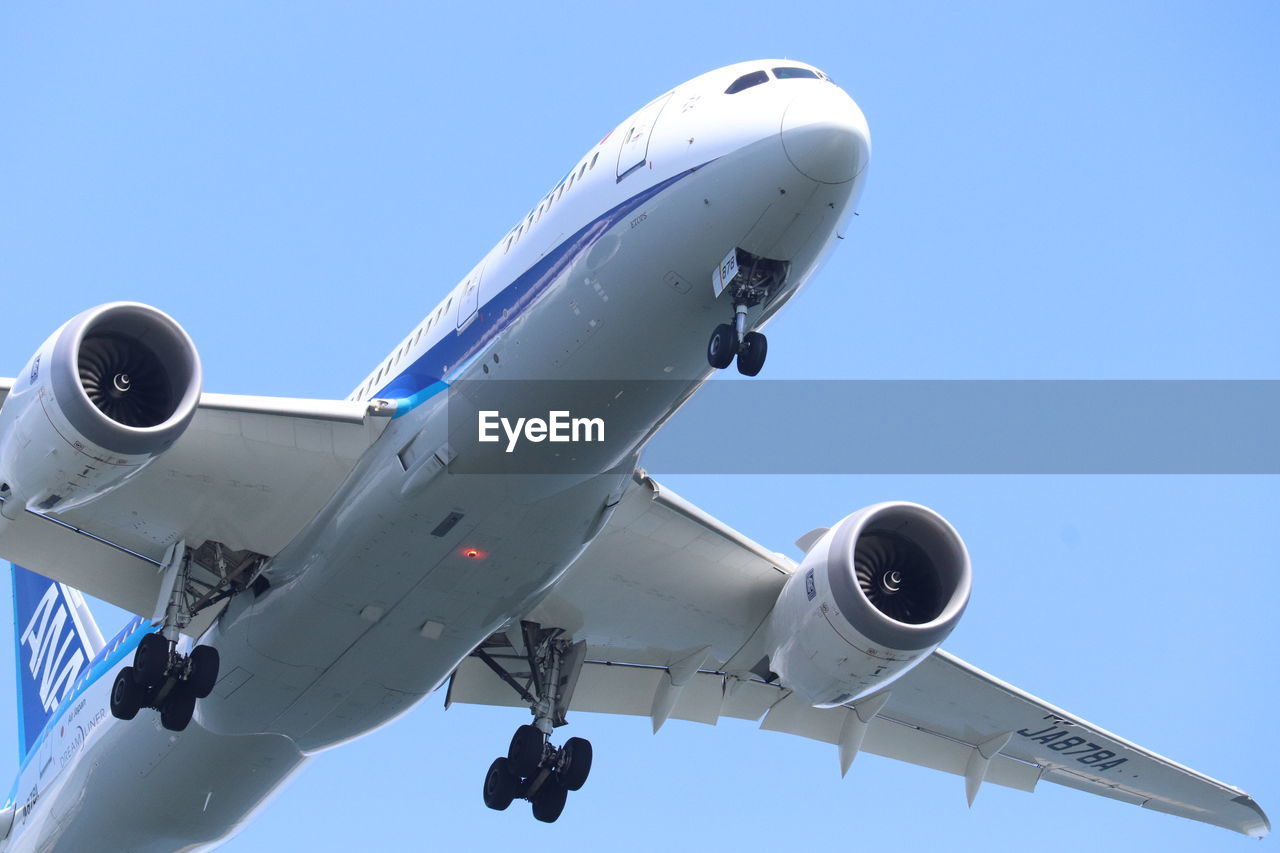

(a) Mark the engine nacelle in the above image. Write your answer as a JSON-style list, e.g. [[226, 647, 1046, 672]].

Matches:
[[0, 303, 202, 519], [766, 502, 971, 708]]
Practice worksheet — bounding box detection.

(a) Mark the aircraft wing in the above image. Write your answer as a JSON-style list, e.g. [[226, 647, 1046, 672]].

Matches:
[[0, 379, 395, 634], [446, 473, 1270, 838]]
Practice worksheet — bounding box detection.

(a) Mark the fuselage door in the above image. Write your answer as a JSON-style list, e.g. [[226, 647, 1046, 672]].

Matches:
[[456, 262, 484, 331], [616, 94, 671, 181]]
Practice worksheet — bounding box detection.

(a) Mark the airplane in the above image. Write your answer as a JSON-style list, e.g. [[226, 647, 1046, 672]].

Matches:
[[0, 58, 1268, 851]]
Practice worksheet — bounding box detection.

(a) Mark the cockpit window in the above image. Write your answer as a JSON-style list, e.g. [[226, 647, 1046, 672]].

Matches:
[[725, 70, 768, 94], [773, 66, 819, 80]]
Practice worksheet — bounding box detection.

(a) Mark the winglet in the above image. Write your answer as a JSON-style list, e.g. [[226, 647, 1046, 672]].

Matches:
[[1231, 795, 1271, 838]]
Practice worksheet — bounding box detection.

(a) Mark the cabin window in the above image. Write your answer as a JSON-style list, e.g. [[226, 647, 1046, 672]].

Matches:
[[590, 152, 599, 169], [725, 70, 768, 94], [578, 162, 587, 180], [773, 67, 819, 80]]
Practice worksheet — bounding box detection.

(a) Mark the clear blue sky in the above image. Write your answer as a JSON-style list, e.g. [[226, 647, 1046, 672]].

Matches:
[[1, 3, 1277, 851]]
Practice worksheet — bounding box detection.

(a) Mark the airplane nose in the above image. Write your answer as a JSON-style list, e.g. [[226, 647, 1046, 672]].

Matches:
[[780, 86, 871, 184]]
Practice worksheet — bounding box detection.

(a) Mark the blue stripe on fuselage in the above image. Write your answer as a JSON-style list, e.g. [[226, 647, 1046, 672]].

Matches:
[[377, 163, 709, 415]]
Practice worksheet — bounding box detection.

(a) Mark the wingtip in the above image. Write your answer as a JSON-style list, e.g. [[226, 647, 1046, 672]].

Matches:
[[1232, 795, 1270, 838]]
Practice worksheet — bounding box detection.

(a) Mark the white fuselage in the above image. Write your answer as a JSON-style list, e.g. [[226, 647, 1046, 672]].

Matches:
[[4, 59, 869, 853]]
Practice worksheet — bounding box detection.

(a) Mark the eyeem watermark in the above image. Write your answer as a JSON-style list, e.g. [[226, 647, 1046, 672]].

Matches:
[[478, 410, 605, 453]]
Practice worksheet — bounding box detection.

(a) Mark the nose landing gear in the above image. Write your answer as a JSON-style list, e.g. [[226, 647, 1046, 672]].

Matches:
[[736, 330, 768, 376], [707, 324, 737, 370], [706, 315, 769, 375], [705, 249, 786, 375]]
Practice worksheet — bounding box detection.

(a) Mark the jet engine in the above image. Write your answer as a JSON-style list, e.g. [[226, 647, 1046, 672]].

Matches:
[[766, 502, 971, 708], [0, 302, 202, 519]]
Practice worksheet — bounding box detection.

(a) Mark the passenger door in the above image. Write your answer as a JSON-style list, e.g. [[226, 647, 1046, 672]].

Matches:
[[456, 262, 485, 331], [616, 94, 671, 180]]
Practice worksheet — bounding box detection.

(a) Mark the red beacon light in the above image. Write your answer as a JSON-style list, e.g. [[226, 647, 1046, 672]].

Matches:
[[461, 547, 487, 560]]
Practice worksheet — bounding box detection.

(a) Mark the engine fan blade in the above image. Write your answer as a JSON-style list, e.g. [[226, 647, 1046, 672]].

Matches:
[[77, 334, 174, 428], [853, 531, 941, 624]]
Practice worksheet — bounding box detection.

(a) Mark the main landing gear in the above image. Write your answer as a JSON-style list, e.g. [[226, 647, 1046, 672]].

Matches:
[[706, 249, 787, 376], [109, 633, 219, 732], [483, 727, 593, 822], [108, 539, 263, 731], [470, 623, 592, 823]]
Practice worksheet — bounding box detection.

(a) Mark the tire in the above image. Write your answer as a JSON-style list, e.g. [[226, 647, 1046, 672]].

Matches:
[[707, 323, 736, 370], [736, 331, 767, 376], [482, 757, 520, 811], [530, 777, 568, 823], [133, 632, 169, 689], [188, 645, 220, 699], [560, 737, 592, 791], [160, 687, 197, 732], [110, 667, 142, 720], [507, 724, 544, 778]]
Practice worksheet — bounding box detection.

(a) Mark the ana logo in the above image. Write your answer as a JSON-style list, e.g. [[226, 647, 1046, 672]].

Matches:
[[19, 585, 85, 713]]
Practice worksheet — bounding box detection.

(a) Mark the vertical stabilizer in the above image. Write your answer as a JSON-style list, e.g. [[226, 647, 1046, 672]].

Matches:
[[10, 564, 104, 760]]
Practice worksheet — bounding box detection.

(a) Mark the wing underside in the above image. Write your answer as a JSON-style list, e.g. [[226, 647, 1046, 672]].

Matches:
[[0, 382, 394, 634], [447, 473, 1269, 838]]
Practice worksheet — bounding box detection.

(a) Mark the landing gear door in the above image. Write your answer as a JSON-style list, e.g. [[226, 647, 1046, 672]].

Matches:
[[616, 94, 671, 181]]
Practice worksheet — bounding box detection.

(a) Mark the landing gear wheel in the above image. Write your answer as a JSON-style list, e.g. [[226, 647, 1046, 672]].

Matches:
[[133, 632, 169, 688], [110, 667, 142, 720], [507, 724, 544, 778], [736, 331, 767, 376], [482, 757, 520, 811], [530, 777, 568, 823], [707, 323, 737, 370], [187, 645, 220, 699], [560, 737, 592, 791], [160, 687, 196, 732]]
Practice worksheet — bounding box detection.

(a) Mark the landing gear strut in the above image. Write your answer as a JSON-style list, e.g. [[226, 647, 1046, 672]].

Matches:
[[705, 249, 787, 375], [471, 622, 592, 823], [109, 540, 263, 731]]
